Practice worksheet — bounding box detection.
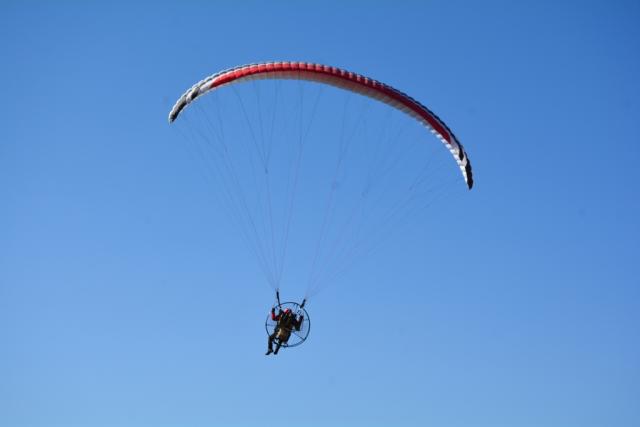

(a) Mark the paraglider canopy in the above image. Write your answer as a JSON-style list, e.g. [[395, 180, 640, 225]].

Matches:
[[168, 61, 473, 189]]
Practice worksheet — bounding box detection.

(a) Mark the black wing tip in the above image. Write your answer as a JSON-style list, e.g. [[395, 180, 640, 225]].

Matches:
[[466, 163, 474, 189], [168, 101, 187, 124]]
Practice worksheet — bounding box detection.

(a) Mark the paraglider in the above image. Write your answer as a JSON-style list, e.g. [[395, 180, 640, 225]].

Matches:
[[168, 62, 473, 353]]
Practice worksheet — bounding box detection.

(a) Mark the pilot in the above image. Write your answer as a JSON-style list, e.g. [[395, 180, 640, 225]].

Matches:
[[266, 307, 304, 355]]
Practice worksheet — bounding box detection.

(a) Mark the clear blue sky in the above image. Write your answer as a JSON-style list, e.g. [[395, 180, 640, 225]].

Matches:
[[2, 1, 639, 426]]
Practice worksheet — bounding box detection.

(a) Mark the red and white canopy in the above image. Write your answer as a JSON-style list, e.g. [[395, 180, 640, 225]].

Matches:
[[169, 61, 473, 189]]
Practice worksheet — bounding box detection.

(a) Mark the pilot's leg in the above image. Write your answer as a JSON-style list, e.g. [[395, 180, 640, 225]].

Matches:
[[266, 333, 276, 355]]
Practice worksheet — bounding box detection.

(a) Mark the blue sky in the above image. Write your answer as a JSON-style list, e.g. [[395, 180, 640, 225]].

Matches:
[[1, 1, 639, 426]]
